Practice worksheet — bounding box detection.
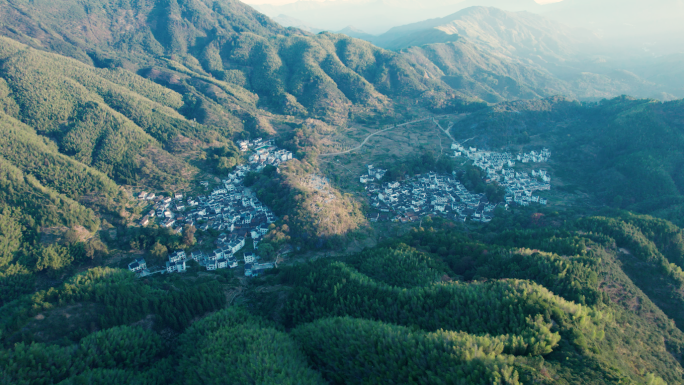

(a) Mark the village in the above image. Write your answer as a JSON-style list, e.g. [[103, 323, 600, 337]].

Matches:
[[454, 143, 552, 207], [129, 138, 293, 278], [362, 143, 552, 223], [127, 130, 553, 276]]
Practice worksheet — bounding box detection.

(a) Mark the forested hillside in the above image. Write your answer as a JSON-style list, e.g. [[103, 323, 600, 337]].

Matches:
[[4, 212, 684, 384], [1, 0, 668, 122], [0, 0, 460, 121]]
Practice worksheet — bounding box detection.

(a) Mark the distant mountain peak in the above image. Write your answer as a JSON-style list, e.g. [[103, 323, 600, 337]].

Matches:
[[337, 25, 376, 39], [273, 13, 323, 33]]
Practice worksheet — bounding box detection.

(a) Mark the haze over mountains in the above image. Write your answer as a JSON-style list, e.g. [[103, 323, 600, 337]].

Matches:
[[251, 0, 545, 35], [251, 0, 684, 50], [543, 0, 684, 53]]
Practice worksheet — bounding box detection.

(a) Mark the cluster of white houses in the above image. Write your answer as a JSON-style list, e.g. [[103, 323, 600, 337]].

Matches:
[[166, 250, 187, 273], [498, 169, 551, 206], [366, 172, 501, 223], [453, 143, 551, 166], [136, 142, 293, 244], [453, 143, 552, 207], [136, 137, 293, 234], [359, 165, 387, 184], [129, 138, 291, 278], [126, 250, 187, 276], [190, 237, 245, 271], [364, 145, 553, 222], [238, 138, 293, 167], [137, 166, 276, 242], [128, 246, 275, 277]]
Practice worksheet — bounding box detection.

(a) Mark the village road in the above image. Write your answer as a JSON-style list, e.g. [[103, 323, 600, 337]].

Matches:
[[319, 117, 432, 156]]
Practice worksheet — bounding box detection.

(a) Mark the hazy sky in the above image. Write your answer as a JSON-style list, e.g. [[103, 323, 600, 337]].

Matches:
[[243, 0, 563, 5]]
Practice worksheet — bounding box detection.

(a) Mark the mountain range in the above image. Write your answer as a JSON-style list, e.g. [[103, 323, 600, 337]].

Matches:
[[2, 1, 684, 384], [255, 0, 684, 55], [252, 0, 544, 35]]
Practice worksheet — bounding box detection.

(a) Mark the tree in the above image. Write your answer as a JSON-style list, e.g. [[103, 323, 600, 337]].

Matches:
[[485, 183, 506, 203], [259, 243, 275, 259], [217, 157, 237, 172], [34, 245, 73, 272], [183, 225, 196, 246], [64, 229, 80, 244], [150, 241, 168, 262]]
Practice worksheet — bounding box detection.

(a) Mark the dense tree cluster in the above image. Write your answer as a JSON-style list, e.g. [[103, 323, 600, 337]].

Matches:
[[577, 216, 684, 288], [0, 267, 225, 341], [177, 308, 326, 385], [0, 325, 167, 385], [203, 142, 242, 173], [345, 244, 446, 288], [0, 205, 108, 305], [398, 228, 603, 306], [380, 151, 458, 182], [294, 317, 523, 385], [283, 259, 579, 357]]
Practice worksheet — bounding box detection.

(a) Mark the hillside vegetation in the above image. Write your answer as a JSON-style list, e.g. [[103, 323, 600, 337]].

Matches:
[[2, 0, 666, 124], [0, 0, 462, 122], [4, 212, 684, 384]]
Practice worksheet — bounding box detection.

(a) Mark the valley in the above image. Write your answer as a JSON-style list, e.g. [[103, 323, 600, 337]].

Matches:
[[0, 1, 684, 384]]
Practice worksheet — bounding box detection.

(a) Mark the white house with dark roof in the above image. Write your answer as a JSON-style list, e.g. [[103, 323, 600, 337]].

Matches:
[[228, 257, 238, 268], [210, 249, 223, 261], [190, 251, 204, 261], [169, 250, 186, 263], [226, 238, 245, 254], [128, 258, 147, 273], [166, 260, 186, 273]]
